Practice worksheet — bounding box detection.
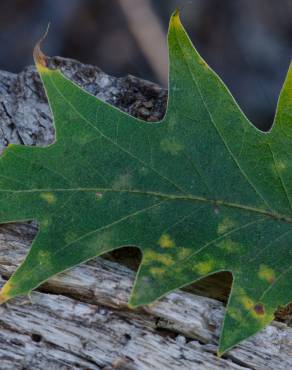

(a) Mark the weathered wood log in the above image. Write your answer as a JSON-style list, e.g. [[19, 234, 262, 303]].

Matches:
[[0, 58, 291, 369]]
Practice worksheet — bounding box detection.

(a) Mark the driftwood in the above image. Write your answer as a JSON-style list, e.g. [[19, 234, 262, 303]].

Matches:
[[0, 57, 291, 369]]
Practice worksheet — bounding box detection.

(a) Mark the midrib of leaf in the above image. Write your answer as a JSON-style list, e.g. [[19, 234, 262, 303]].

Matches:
[[3, 70, 292, 223], [3, 48, 290, 231], [41, 74, 292, 223], [44, 71, 292, 223], [1, 187, 292, 223]]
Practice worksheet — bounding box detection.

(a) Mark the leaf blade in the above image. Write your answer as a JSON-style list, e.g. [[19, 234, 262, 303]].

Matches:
[[0, 10, 291, 355]]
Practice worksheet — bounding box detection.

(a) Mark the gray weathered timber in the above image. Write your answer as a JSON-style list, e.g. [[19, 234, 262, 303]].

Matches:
[[0, 58, 291, 369]]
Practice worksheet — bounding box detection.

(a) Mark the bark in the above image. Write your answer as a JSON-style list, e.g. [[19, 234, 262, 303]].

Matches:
[[0, 58, 291, 369]]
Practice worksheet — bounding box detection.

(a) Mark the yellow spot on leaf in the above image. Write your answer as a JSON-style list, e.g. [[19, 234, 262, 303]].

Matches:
[[0, 281, 13, 304], [258, 265, 275, 284], [42, 219, 50, 228], [159, 255, 174, 266], [193, 259, 214, 275], [160, 138, 184, 156], [143, 250, 174, 266], [218, 239, 240, 253], [218, 218, 236, 234], [277, 160, 287, 173], [149, 267, 165, 276], [272, 160, 287, 175], [250, 308, 274, 322], [178, 247, 191, 259], [143, 250, 159, 264], [158, 234, 175, 248], [40, 192, 56, 204], [240, 295, 254, 310], [228, 307, 241, 321]]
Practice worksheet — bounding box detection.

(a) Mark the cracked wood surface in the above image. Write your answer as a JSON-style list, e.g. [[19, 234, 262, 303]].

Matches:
[[0, 58, 291, 369]]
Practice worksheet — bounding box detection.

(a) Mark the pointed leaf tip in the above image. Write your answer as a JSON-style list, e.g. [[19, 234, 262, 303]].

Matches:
[[217, 344, 227, 357], [173, 8, 180, 16], [33, 23, 52, 74], [171, 9, 182, 29], [0, 294, 8, 305], [218, 337, 233, 357], [0, 282, 12, 305], [128, 295, 139, 309]]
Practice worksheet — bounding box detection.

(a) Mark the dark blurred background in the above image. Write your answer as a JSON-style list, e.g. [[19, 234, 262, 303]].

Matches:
[[0, 0, 291, 130]]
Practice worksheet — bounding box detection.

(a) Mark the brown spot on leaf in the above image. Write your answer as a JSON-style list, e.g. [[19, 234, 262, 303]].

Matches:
[[254, 303, 265, 315], [258, 265, 276, 284]]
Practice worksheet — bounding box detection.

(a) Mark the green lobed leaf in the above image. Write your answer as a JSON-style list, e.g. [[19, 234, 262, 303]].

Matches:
[[0, 11, 291, 355]]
